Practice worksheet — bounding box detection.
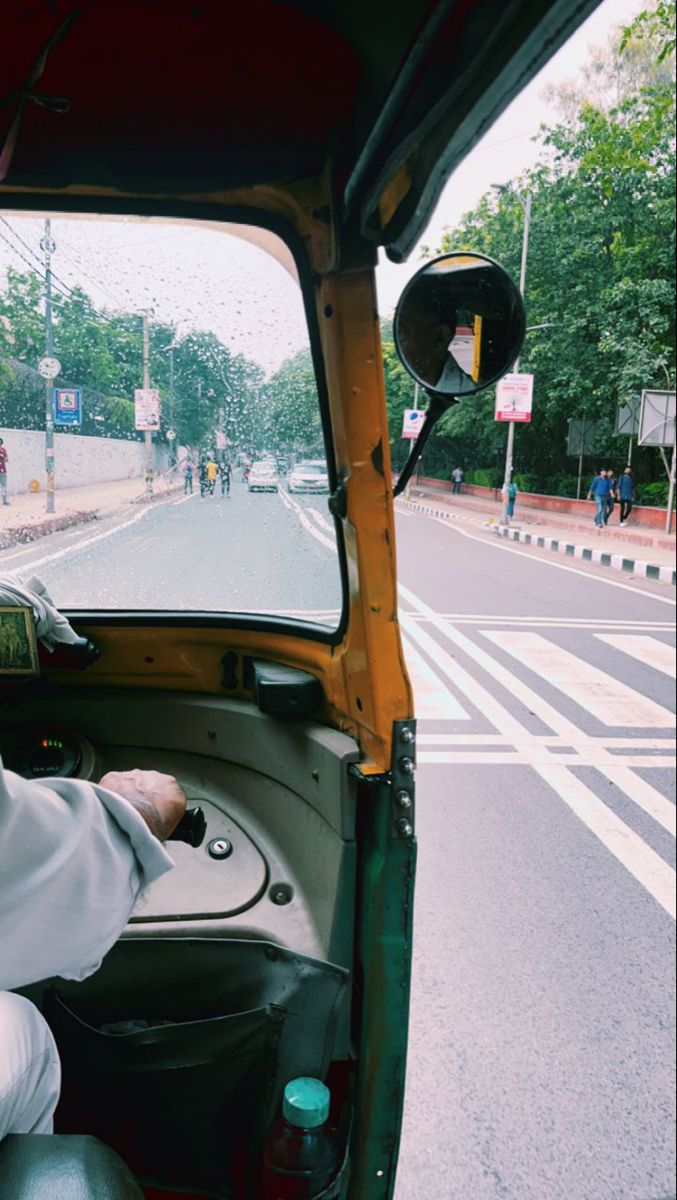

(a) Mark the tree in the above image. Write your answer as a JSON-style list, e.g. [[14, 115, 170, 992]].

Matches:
[[392, 7, 676, 493]]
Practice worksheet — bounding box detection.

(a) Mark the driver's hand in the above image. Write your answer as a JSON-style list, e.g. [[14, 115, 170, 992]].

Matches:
[[98, 769, 187, 842]]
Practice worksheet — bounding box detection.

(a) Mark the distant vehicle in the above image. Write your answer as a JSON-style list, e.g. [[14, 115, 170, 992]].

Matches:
[[287, 460, 330, 494], [248, 460, 279, 492]]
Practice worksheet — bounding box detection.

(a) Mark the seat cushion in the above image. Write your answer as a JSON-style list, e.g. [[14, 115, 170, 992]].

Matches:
[[0, 1134, 144, 1200]]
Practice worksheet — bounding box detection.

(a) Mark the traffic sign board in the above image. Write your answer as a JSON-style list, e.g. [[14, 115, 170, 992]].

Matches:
[[166, 428, 176, 440], [402, 408, 426, 439], [38, 356, 61, 379], [53, 387, 82, 426]]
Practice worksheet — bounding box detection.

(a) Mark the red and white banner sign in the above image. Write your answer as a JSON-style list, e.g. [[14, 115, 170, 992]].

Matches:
[[495, 373, 534, 423], [134, 388, 161, 431], [402, 408, 426, 440]]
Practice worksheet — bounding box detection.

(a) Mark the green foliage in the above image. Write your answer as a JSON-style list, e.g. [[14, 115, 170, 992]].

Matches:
[[621, 1, 676, 62], [380, 11, 675, 498], [262, 348, 322, 454], [0, 272, 267, 449], [638, 479, 670, 506]]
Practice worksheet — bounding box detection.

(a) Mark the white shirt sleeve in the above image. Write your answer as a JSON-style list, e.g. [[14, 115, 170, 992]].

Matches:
[[0, 759, 175, 991]]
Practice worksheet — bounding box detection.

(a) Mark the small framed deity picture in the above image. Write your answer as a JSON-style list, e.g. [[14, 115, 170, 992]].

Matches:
[[0, 606, 40, 676]]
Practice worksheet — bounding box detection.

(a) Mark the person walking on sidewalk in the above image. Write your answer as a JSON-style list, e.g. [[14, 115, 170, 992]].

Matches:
[[183, 457, 194, 494], [506, 478, 518, 521], [605, 468, 618, 525], [587, 468, 612, 531], [0, 438, 9, 505], [619, 467, 636, 526], [451, 466, 464, 495]]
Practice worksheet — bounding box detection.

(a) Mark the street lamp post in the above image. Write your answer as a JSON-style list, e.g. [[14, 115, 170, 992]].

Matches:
[[493, 184, 532, 523], [162, 341, 179, 468]]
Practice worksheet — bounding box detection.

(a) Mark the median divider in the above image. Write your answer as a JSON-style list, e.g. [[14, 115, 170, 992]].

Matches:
[[494, 524, 676, 585]]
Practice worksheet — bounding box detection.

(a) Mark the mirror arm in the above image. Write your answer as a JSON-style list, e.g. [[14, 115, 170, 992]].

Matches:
[[392, 395, 455, 498]]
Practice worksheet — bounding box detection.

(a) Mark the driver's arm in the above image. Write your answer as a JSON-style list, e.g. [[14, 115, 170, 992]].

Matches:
[[0, 760, 185, 992]]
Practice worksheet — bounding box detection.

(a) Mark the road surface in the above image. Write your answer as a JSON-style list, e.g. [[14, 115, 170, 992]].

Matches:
[[1, 479, 674, 1200]]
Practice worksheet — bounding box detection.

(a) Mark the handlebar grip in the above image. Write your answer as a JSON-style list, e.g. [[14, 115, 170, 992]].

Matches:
[[168, 805, 207, 847]]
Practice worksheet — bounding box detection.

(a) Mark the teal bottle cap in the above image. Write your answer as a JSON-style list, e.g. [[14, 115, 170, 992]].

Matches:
[[283, 1077, 331, 1129]]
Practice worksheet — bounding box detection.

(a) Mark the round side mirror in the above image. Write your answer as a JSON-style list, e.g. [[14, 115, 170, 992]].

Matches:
[[394, 252, 526, 398]]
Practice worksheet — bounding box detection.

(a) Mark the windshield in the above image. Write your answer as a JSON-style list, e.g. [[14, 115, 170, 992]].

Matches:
[[0, 214, 342, 628]]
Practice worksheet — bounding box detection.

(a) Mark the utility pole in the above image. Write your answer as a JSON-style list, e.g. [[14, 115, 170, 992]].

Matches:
[[493, 185, 532, 523], [41, 219, 57, 513], [142, 311, 153, 498]]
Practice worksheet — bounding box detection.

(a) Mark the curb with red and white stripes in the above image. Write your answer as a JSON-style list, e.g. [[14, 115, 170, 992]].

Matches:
[[398, 499, 676, 586]]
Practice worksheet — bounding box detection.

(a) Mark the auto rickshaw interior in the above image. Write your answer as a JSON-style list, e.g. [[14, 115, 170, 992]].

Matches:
[[0, 2, 602, 1197]]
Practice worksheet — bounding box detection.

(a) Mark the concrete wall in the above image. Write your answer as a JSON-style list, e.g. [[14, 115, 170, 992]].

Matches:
[[0, 428, 169, 494], [417, 476, 670, 530]]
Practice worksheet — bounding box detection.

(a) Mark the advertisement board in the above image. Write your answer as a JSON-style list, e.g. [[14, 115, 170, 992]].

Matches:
[[495, 373, 534, 423], [134, 388, 161, 431], [401, 408, 426, 440]]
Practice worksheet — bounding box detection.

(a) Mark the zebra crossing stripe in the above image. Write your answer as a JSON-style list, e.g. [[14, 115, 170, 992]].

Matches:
[[402, 636, 470, 720], [595, 635, 676, 680], [482, 631, 674, 730]]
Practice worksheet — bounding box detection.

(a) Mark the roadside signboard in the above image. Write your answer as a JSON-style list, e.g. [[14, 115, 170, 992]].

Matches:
[[495, 373, 534, 422], [638, 390, 676, 447], [53, 387, 82, 427], [615, 395, 641, 437], [567, 417, 603, 457], [134, 388, 161, 431], [216, 431, 227, 450], [402, 408, 426, 440]]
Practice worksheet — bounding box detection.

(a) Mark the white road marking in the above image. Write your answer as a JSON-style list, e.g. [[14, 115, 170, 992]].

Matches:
[[402, 635, 470, 720], [482, 631, 675, 730], [402, 597, 676, 836], [405, 614, 675, 630], [397, 505, 677, 608], [0, 504, 158, 574], [418, 751, 675, 768], [171, 493, 198, 506], [307, 506, 335, 535], [596, 634, 677, 679], [278, 488, 337, 551], [417, 732, 675, 752], [399, 584, 676, 914]]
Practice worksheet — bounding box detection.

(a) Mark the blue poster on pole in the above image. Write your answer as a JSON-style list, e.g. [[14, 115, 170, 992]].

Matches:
[[53, 387, 82, 426]]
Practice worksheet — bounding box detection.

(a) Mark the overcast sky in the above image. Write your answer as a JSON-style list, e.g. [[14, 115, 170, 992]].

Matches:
[[0, 0, 643, 374]]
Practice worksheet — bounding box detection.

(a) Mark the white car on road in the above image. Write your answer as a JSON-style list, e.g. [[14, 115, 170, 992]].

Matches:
[[287, 460, 330, 494], [248, 460, 279, 492]]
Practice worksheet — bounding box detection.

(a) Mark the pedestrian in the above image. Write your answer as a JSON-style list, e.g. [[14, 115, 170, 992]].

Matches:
[[605, 468, 618, 525], [506, 478, 518, 520], [183, 457, 194, 494], [219, 460, 231, 497], [619, 466, 636, 526], [587, 468, 612, 532], [206, 457, 219, 495], [0, 438, 9, 506], [451, 466, 464, 495], [198, 456, 208, 497]]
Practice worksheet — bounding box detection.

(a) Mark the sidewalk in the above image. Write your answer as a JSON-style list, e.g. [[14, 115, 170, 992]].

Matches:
[[401, 487, 676, 586], [409, 484, 676, 551], [0, 473, 182, 551]]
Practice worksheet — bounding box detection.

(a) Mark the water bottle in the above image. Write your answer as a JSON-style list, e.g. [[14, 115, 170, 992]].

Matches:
[[262, 1077, 341, 1199]]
